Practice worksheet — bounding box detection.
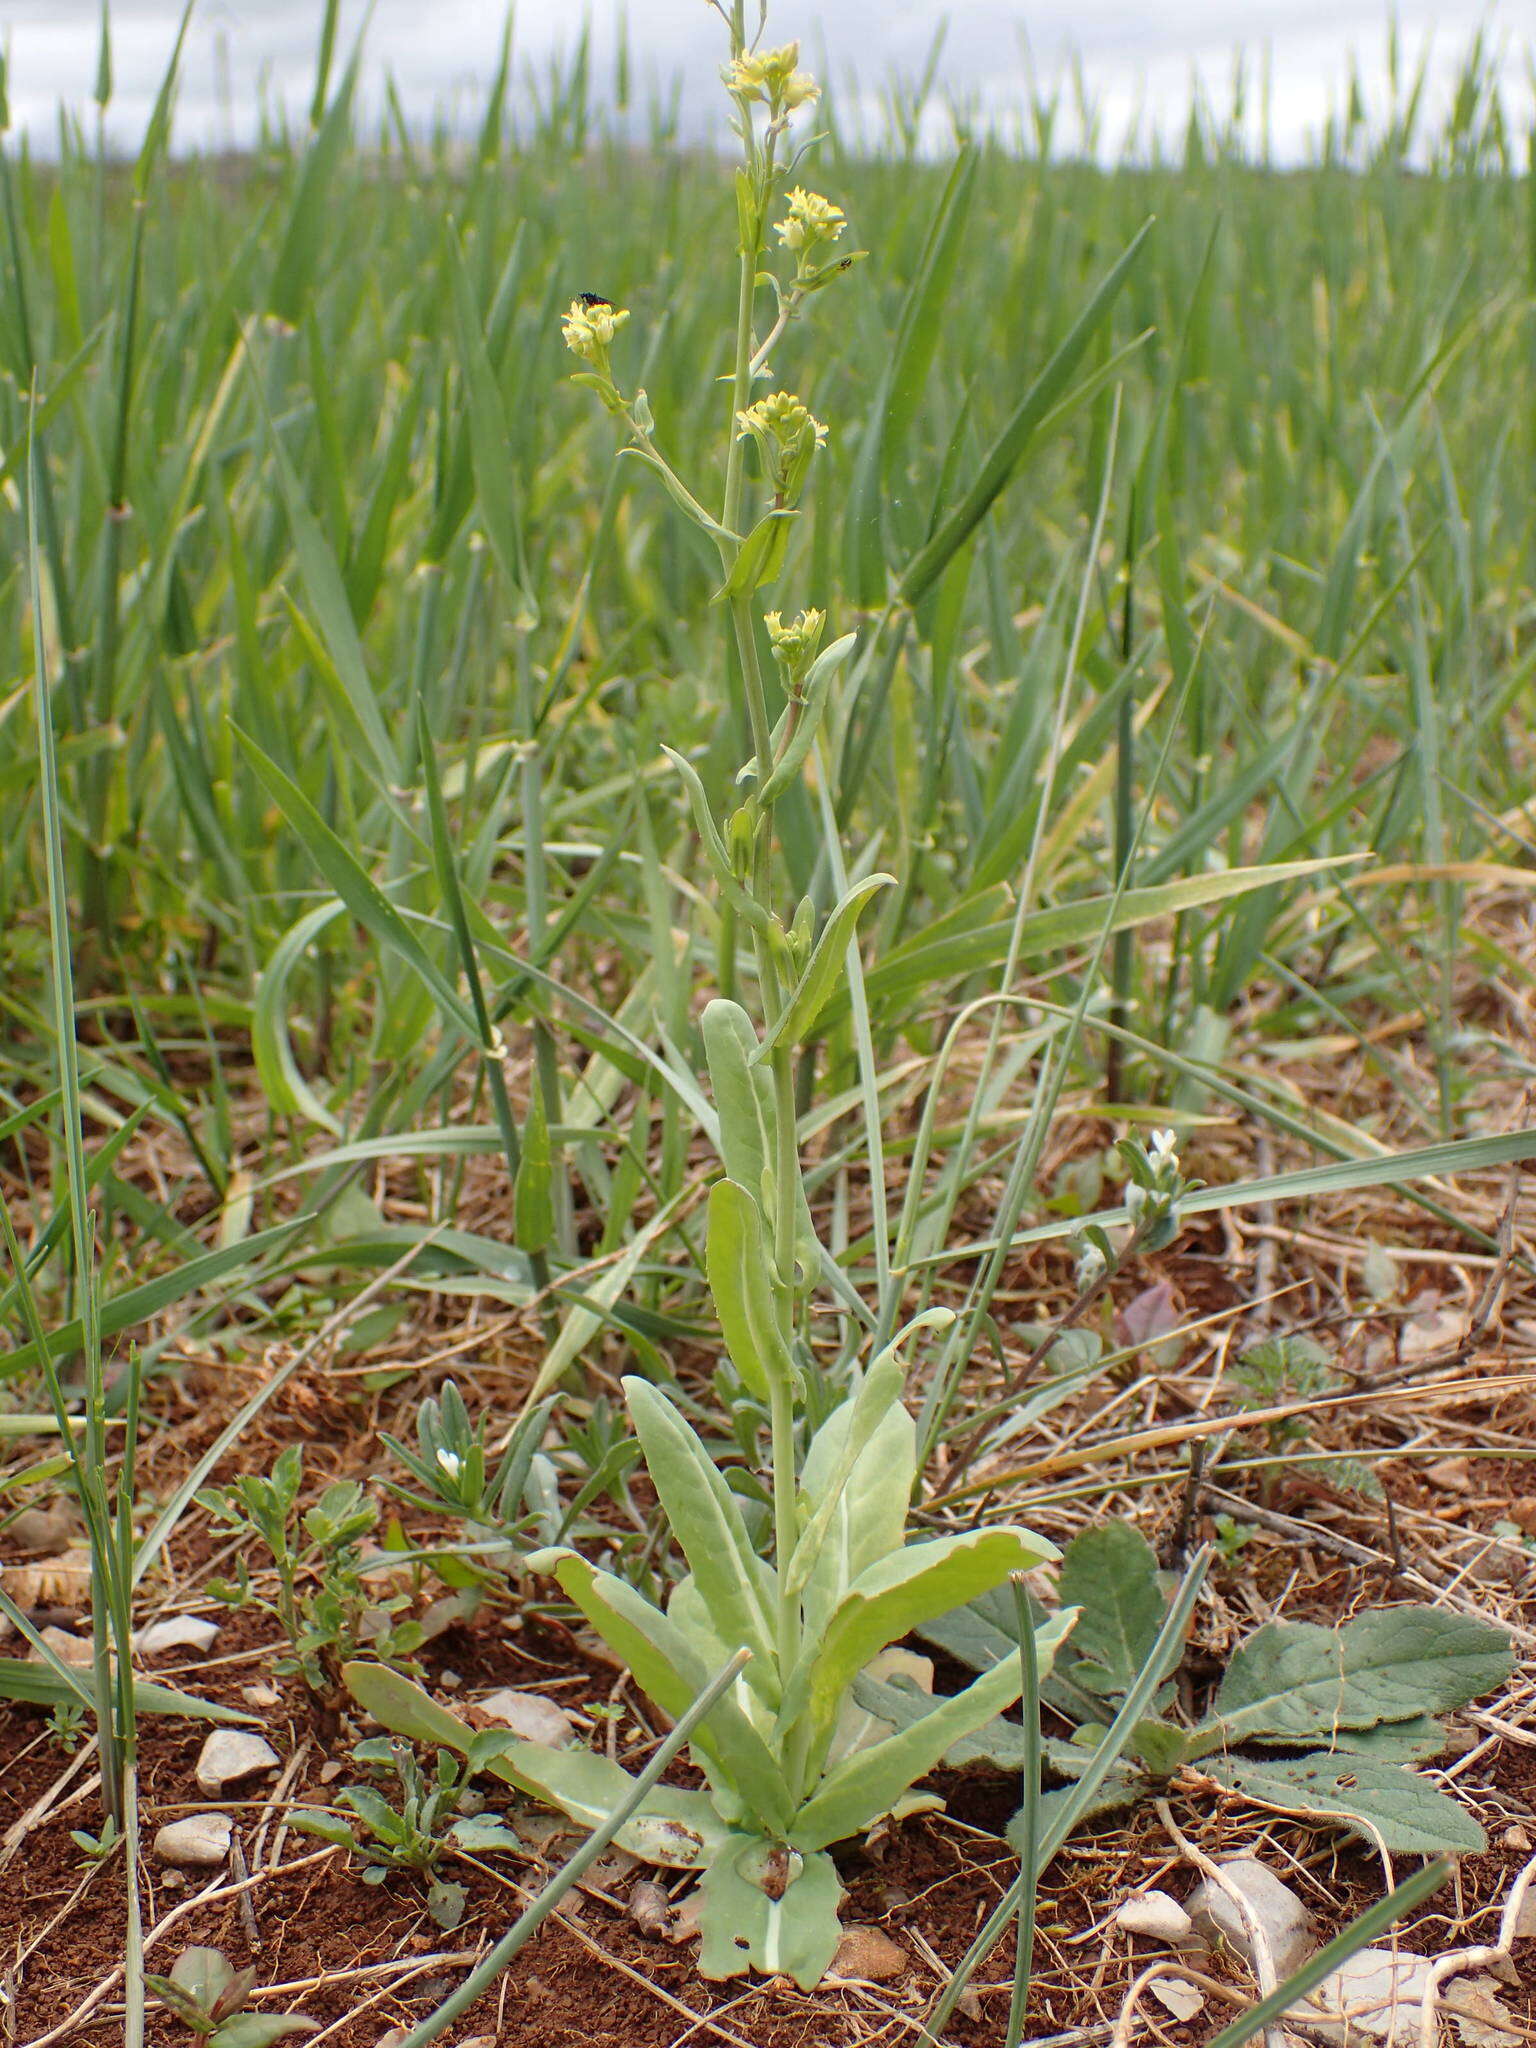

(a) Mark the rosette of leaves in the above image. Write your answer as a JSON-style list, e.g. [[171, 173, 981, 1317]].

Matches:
[[899, 1522, 1513, 1855], [146, 1947, 316, 2047], [347, 1334, 1070, 1989]]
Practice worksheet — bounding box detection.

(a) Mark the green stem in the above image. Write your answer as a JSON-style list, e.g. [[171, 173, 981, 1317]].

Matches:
[[770, 1048, 798, 1291], [722, 229, 760, 539], [730, 595, 776, 791], [517, 631, 572, 1263], [768, 1374, 800, 1680]]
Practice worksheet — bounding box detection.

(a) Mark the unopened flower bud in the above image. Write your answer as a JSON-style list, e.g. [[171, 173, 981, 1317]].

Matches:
[[764, 607, 826, 676], [1074, 1241, 1108, 1292]]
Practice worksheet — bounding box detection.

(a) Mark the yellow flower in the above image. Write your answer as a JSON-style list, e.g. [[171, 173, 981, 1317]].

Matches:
[[722, 43, 819, 116], [765, 608, 827, 670], [775, 188, 846, 256], [560, 296, 629, 362]]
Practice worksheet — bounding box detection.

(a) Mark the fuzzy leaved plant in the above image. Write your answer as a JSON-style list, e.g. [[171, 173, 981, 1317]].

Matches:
[[348, 1350, 1071, 1987], [349, 0, 1072, 1986], [899, 1521, 1514, 1855]]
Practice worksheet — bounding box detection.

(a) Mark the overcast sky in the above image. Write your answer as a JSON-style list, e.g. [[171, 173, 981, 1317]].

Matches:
[[1, 2, 1526, 161]]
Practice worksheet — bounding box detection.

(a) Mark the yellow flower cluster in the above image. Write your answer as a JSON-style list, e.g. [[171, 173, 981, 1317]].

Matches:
[[722, 41, 819, 115], [560, 296, 629, 362], [764, 608, 826, 668], [735, 390, 827, 449], [774, 188, 845, 255]]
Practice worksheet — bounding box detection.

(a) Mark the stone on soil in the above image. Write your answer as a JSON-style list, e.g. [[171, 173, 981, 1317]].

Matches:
[[1187, 1858, 1313, 1977], [830, 1925, 908, 1981], [153, 1814, 233, 1868], [1149, 1979, 1206, 2022], [1288, 1949, 1433, 2045], [136, 1614, 221, 1657], [471, 1688, 575, 1747], [195, 1727, 280, 1795], [34, 1624, 93, 1666], [1116, 1889, 1194, 1942]]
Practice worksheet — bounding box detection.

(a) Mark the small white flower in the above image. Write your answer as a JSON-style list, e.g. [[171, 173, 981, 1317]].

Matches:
[[1147, 1128, 1179, 1171], [1074, 1241, 1107, 1291], [435, 1448, 464, 1483]]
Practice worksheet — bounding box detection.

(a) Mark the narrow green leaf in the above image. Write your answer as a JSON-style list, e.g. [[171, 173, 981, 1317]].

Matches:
[[899, 219, 1154, 605], [622, 1378, 778, 1673], [755, 874, 895, 1056], [706, 1179, 799, 1402], [235, 731, 479, 1043]]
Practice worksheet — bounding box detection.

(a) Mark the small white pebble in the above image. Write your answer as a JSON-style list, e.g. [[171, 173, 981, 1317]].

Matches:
[[1116, 1890, 1194, 1943], [135, 1615, 221, 1657], [195, 1728, 280, 1796], [153, 1814, 233, 1868]]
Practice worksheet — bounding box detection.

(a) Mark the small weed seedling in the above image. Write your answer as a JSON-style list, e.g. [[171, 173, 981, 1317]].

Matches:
[[379, 1382, 562, 1579], [199, 1446, 423, 1708], [1227, 1334, 1382, 1503], [146, 1946, 316, 2046], [290, 1735, 519, 1930]]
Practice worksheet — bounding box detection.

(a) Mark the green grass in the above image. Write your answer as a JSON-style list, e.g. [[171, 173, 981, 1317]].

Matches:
[[1, 18, 1534, 1478], [0, 13, 1532, 2036]]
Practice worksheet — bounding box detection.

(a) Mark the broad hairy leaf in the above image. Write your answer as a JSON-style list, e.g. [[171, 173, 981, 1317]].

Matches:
[[1203, 1752, 1486, 1855], [793, 1607, 1077, 1851], [1195, 1606, 1513, 1754], [618, 1382, 778, 1675], [782, 1355, 905, 1600], [796, 1395, 916, 1641], [1056, 1522, 1175, 1699], [697, 1834, 843, 1989], [702, 1000, 773, 1205], [916, 1583, 1120, 1729], [705, 1180, 799, 1403], [782, 1526, 1059, 1768]]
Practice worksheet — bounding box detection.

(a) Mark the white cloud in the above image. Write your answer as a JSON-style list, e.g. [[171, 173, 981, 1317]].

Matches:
[[3, 0, 1528, 162]]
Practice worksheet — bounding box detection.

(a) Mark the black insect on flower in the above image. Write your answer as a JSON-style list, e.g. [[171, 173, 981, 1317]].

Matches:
[[577, 292, 611, 310]]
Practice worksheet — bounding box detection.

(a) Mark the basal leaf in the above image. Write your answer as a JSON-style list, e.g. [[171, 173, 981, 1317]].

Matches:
[[792, 1609, 1077, 1851], [1204, 1753, 1487, 1855], [782, 1526, 1059, 1771], [783, 1354, 905, 1600], [1056, 1522, 1173, 1699], [622, 1380, 779, 1671], [342, 1660, 727, 1867], [697, 1834, 843, 1989], [796, 1395, 915, 1641], [1199, 1607, 1512, 1753]]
